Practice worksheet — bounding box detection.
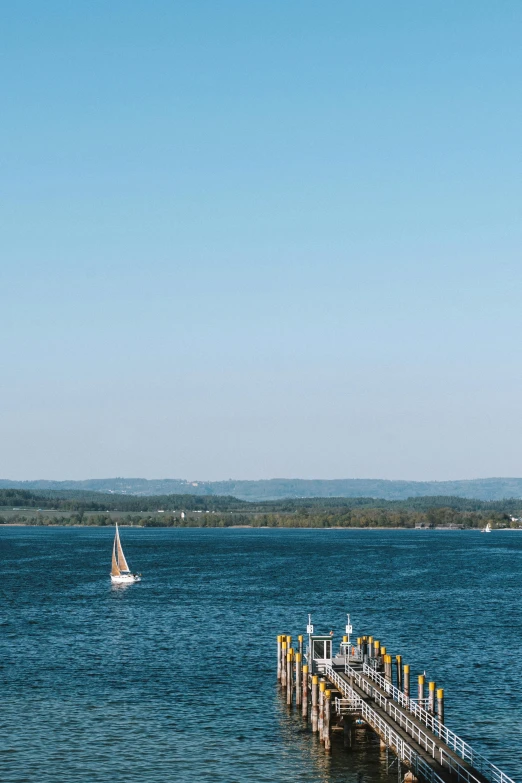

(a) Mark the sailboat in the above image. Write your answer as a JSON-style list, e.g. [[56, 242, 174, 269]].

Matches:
[[481, 522, 492, 534], [111, 524, 142, 583]]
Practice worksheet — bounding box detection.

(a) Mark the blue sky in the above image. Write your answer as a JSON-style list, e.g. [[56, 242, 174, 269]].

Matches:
[[2, 1, 521, 480]]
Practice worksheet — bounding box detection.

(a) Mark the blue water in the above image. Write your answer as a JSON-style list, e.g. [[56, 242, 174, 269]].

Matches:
[[1, 527, 521, 783]]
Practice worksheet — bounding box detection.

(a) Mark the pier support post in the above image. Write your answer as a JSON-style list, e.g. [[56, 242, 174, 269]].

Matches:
[[380, 646, 386, 671], [311, 675, 319, 732], [343, 717, 355, 748], [437, 688, 444, 727], [418, 674, 425, 703], [277, 635, 282, 681], [319, 681, 325, 738], [286, 650, 293, 705], [302, 664, 308, 718], [403, 665, 410, 698], [295, 652, 302, 706], [281, 641, 287, 686], [396, 655, 403, 689], [324, 690, 331, 752], [373, 640, 380, 665], [384, 654, 392, 683], [428, 682, 436, 715], [298, 634, 303, 657]]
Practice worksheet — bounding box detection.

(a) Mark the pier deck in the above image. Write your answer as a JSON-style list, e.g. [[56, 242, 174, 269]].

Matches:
[[328, 666, 489, 783], [276, 624, 516, 783]]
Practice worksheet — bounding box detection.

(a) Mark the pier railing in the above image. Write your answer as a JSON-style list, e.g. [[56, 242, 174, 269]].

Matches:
[[344, 663, 515, 783], [334, 696, 363, 714], [325, 666, 447, 783]]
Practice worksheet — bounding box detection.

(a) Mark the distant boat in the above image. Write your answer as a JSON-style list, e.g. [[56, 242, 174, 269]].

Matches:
[[481, 522, 492, 534], [111, 524, 141, 584]]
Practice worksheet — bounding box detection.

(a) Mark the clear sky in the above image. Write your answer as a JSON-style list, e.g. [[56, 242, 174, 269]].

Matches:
[[2, 1, 521, 481]]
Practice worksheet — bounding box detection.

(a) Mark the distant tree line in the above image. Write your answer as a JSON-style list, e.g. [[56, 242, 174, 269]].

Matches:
[[2, 488, 522, 516], [1, 505, 519, 529]]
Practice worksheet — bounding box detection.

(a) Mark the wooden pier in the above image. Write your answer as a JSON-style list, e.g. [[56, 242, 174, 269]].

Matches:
[[277, 618, 516, 783]]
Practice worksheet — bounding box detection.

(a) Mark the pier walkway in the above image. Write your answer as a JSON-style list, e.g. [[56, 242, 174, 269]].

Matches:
[[326, 664, 491, 783], [276, 621, 516, 783]]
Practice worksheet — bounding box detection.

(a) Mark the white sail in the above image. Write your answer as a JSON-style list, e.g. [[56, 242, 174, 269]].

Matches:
[[110, 524, 141, 583], [115, 524, 130, 571], [111, 538, 120, 576]]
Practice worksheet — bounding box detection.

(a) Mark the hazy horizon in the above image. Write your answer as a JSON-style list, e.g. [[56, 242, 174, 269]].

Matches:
[[3, 473, 522, 484], [2, 2, 521, 481]]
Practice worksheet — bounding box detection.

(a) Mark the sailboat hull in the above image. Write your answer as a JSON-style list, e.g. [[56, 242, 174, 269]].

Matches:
[[111, 574, 142, 584]]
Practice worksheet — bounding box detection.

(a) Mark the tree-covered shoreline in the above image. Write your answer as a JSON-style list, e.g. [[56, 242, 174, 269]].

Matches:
[[1, 488, 521, 529]]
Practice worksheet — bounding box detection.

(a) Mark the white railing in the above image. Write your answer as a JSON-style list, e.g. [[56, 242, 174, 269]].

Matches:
[[334, 696, 363, 714], [343, 663, 516, 783], [325, 666, 447, 783]]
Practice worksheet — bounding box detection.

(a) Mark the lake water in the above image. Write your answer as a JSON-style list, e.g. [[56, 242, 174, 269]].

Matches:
[[1, 527, 521, 783]]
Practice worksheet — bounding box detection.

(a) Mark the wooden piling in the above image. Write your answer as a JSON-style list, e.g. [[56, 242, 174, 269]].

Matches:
[[343, 716, 354, 748], [418, 674, 425, 702], [437, 688, 444, 726], [286, 651, 293, 705], [428, 681, 436, 715], [302, 664, 308, 718], [298, 634, 303, 656], [295, 652, 302, 706], [311, 675, 319, 732], [324, 690, 331, 752], [319, 680, 325, 737], [384, 654, 392, 682], [277, 635, 282, 680], [373, 640, 380, 662], [403, 664, 410, 698], [281, 641, 287, 686], [396, 654, 403, 689]]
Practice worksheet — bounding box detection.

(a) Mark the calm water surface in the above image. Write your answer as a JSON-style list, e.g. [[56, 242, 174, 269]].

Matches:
[[1, 528, 521, 783]]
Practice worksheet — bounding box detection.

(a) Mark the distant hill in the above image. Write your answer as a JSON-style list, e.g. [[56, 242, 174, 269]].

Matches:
[[1, 476, 522, 501]]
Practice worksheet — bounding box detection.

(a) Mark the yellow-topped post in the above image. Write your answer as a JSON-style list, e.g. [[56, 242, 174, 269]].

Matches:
[[298, 634, 303, 656], [311, 675, 319, 732], [396, 654, 403, 689], [318, 680, 326, 737], [286, 652, 293, 705], [384, 654, 392, 682], [281, 640, 287, 686], [418, 673, 425, 701], [437, 688, 444, 726], [324, 690, 331, 751], [302, 664, 309, 718], [295, 652, 302, 707], [403, 664, 410, 698], [428, 681, 436, 715]]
